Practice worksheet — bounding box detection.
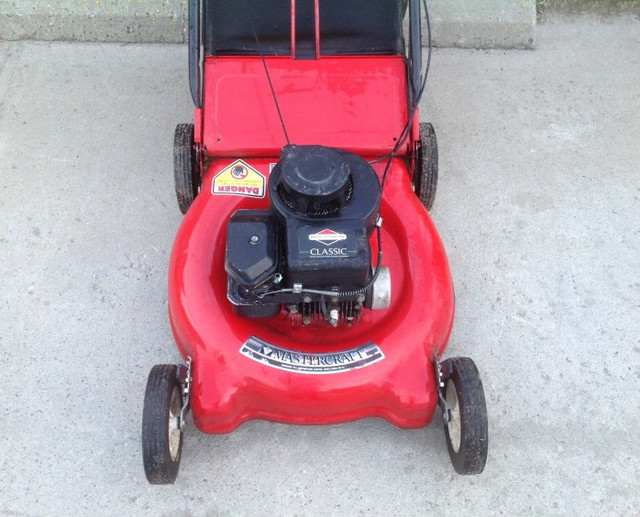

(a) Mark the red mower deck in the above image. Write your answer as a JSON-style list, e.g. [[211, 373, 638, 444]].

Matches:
[[169, 158, 454, 433]]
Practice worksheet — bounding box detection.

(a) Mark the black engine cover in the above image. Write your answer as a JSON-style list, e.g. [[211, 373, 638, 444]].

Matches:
[[225, 145, 381, 318], [269, 145, 380, 289]]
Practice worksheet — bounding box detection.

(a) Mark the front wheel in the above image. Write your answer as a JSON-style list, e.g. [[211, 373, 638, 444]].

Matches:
[[441, 357, 488, 475], [142, 364, 184, 484]]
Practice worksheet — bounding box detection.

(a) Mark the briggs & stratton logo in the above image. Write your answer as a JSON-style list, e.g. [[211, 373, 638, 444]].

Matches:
[[308, 229, 347, 246]]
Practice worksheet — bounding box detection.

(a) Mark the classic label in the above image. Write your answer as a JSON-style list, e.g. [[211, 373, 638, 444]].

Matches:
[[310, 247, 348, 257], [212, 160, 266, 198], [240, 336, 385, 374]]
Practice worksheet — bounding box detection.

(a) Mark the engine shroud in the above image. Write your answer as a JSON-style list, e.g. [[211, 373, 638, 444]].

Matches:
[[225, 145, 381, 320]]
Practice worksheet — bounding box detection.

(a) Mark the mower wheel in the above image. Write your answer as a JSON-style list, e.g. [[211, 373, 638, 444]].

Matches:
[[414, 122, 438, 211], [174, 123, 201, 215], [142, 364, 184, 484], [441, 357, 488, 475]]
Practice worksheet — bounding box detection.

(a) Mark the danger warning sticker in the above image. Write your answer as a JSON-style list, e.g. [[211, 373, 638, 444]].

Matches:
[[212, 160, 266, 198]]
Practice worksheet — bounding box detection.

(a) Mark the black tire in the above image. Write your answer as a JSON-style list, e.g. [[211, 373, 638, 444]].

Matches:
[[440, 357, 488, 475], [142, 365, 184, 484], [414, 122, 438, 211], [174, 123, 201, 215]]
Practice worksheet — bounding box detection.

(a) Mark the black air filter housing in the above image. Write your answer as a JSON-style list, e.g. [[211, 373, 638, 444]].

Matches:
[[277, 145, 353, 216]]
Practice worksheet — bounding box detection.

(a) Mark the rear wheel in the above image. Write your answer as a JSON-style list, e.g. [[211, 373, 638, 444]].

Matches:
[[441, 357, 488, 475], [414, 122, 438, 211], [174, 123, 201, 214], [142, 364, 184, 484]]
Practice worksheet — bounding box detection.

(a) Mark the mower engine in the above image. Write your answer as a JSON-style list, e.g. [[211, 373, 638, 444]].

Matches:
[[225, 145, 391, 325]]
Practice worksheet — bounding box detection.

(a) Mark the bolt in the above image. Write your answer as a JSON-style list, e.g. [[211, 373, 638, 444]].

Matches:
[[329, 309, 340, 328], [250, 235, 260, 245]]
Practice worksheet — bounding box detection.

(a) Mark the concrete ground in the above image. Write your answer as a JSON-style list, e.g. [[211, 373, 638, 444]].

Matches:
[[1, 14, 639, 517], [0, 0, 536, 49]]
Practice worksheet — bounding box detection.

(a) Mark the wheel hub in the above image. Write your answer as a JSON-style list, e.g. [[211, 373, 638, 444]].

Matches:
[[168, 386, 182, 461], [445, 380, 461, 453]]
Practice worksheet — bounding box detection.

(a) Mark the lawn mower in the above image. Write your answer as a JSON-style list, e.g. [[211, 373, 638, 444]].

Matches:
[[142, 0, 488, 484]]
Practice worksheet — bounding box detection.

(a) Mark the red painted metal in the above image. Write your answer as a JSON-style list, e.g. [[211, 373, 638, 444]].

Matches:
[[201, 56, 409, 158], [193, 108, 203, 144], [168, 158, 454, 433]]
